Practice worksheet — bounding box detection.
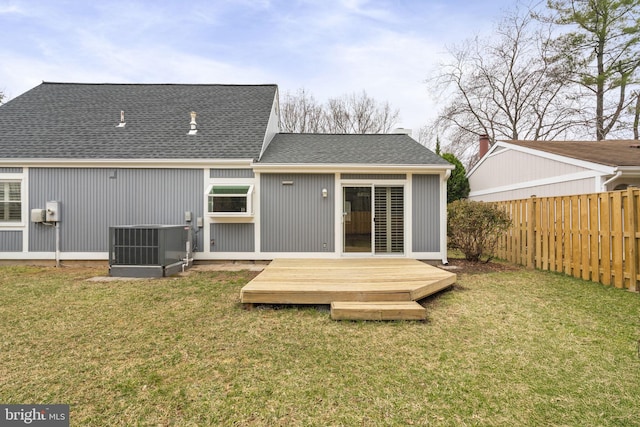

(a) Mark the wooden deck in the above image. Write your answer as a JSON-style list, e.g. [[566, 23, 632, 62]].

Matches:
[[240, 258, 457, 306], [330, 301, 427, 321]]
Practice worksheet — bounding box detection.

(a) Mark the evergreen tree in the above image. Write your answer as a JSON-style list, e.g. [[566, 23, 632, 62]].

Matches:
[[441, 152, 470, 203], [546, 0, 640, 140]]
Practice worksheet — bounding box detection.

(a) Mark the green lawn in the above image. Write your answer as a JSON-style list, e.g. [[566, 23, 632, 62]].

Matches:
[[1, 264, 639, 426]]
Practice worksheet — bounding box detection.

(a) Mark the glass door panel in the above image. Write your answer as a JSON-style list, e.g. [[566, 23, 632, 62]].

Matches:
[[374, 186, 404, 254], [343, 187, 372, 253]]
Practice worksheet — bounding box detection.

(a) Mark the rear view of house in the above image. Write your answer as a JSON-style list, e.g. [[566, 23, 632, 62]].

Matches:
[[0, 82, 452, 264]]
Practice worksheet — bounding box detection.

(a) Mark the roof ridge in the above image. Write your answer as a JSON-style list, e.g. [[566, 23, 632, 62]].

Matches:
[[41, 81, 278, 88]]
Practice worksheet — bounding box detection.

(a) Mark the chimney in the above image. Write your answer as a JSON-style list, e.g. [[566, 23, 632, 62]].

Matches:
[[479, 134, 490, 158], [392, 128, 412, 136]]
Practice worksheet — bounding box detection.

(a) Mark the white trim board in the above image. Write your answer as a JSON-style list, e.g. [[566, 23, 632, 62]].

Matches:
[[469, 170, 603, 197]]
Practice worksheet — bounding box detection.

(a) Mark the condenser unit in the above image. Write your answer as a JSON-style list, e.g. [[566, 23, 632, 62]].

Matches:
[[109, 225, 190, 278]]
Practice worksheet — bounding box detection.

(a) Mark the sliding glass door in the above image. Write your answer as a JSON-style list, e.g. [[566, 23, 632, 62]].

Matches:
[[343, 186, 404, 254]]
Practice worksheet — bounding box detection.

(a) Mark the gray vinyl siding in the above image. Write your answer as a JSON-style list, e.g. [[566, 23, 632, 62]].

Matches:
[[0, 231, 22, 251], [341, 174, 406, 180], [210, 169, 255, 178], [29, 168, 203, 252], [261, 173, 335, 252], [210, 223, 255, 252], [412, 174, 440, 252], [0, 168, 23, 173]]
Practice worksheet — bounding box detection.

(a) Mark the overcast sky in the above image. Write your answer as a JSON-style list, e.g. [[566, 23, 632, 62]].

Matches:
[[0, 0, 515, 134]]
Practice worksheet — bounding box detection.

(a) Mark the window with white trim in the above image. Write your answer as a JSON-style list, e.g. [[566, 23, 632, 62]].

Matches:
[[207, 185, 254, 216], [0, 181, 21, 222]]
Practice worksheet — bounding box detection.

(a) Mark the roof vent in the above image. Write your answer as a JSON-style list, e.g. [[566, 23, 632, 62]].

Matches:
[[116, 110, 126, 128], [188, 111, 197, 135]]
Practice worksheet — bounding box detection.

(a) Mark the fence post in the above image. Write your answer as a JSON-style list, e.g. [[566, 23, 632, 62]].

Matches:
[[626, 187, 638, 292], [527, 196, 536, 269], [611, 191, 624, 288]]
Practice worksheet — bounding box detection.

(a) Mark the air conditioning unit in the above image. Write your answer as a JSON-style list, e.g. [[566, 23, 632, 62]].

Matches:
[[109, 225, 191, 278]]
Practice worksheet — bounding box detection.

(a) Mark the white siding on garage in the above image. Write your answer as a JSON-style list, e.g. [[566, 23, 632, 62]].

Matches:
[[470, 149, 589, 191], [471, 177, 597, 202]]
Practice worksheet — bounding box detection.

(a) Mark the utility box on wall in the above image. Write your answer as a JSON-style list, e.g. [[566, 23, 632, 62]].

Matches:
[[46, 201, 61, 222], [31, 209, 46, 223]]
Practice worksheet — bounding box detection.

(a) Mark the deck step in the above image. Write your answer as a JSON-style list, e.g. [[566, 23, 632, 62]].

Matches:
[[330, 301, 426, 321]]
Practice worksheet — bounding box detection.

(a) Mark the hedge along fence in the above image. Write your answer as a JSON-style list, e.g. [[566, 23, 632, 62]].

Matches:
[[494, 188, 639, 291]]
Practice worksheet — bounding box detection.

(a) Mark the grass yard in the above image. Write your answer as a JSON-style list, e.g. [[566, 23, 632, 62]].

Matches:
[[1, 263, 639, 426]]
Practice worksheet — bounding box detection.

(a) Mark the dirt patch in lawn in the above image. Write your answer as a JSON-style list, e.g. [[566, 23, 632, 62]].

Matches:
[[439, 258, 523, 274]]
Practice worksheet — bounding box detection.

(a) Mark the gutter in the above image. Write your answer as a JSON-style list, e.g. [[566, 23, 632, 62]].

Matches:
[[252, 163, 454, 173], [601, 170, 622, 191]]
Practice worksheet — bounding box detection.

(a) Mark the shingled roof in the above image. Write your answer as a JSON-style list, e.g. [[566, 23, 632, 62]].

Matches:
[[259, 133, 450, 166], [0, 82, 277, 160], [502, 140, 640, 167]]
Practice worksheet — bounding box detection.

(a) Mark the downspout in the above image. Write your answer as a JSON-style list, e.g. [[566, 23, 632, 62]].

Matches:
[[441, 169, 452, 265], [42, 221, 60, 267], [55, 222, 60, 268], [601, 170, 622, 192]]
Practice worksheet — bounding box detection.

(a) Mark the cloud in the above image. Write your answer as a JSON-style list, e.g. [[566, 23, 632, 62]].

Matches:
[[281, 29, 445, 132], [0, 4, 22, 14], [0, 0, 515, 133]]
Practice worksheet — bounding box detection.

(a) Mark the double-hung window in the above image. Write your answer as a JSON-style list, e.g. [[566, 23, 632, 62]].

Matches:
[[0, 181, 21, 222], [207, 185, 254, 216]]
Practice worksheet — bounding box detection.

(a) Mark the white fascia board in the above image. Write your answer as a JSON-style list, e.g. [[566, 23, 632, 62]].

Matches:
[[251, 163, 454, 174], [468, 170, 604, 197], [469, 141, 616, 177], [211, 161, 255, 169], [258, 91, 281, 159], [0, 158, 254, 168]]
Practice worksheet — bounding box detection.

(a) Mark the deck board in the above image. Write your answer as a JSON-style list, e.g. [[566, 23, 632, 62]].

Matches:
[[240, 258, 456, 305]]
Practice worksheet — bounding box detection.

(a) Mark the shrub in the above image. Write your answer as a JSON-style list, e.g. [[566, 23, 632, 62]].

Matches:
[[447, 200, 511, 262], [441, 153, 470, 203]]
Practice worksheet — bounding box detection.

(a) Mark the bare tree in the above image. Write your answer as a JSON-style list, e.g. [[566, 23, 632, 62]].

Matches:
[[279, 89, 400, 134], [427, 6, 587, 164], [279, 88, 327, 133], [325, 91, 400, 134], [543, 0, 640, 140]]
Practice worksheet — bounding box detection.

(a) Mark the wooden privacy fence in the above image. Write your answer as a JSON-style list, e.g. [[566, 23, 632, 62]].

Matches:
[[494, 188, 639, 291]]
